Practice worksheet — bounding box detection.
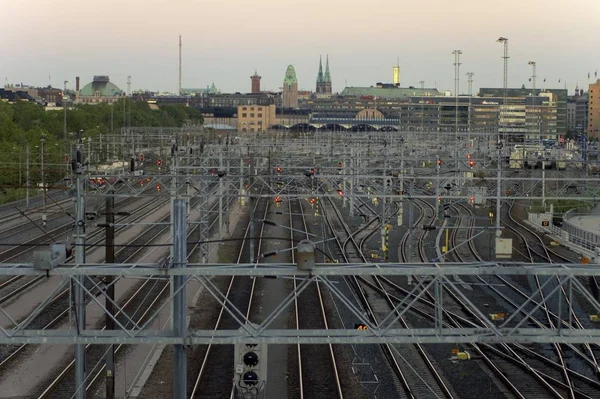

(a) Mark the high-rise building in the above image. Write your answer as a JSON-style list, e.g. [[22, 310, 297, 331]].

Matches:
[[251, 71, 261, 94], [588, 80, 600, 139], [316, 55, 332, 95], [283, 65, 298, 108]]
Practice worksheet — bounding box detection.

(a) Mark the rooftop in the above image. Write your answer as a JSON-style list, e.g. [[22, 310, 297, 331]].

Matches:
[[79, 76, 123, 97], [341, 86, 441, 99]]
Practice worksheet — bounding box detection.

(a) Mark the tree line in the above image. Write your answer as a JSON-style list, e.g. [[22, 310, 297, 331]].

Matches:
[[0, 99, 203, 203]]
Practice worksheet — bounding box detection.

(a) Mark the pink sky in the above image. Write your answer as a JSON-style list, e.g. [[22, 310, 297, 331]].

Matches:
[[2, 0, 599, 94]]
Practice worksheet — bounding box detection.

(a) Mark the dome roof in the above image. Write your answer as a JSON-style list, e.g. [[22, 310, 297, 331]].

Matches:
[[79, 76, 123, 96], [283, 65, 297, 85]]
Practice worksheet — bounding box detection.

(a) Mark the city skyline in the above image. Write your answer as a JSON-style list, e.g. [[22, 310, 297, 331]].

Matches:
[[2, 0, 599, 94]]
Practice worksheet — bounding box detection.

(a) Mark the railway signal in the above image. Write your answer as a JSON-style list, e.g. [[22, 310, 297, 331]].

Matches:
[[234, 339, 267, 394], [139, 153, 144, 162], [469, 195, 475, 205], [275, 165, 282, 174], [468, 159, 475, 168], [437, 158, 442, 168], [337, 189, 344, 197], [156, 159, 162, 166], [338, 161, 343, 169]]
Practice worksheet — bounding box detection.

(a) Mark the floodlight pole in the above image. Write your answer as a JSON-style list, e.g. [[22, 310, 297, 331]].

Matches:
[[453, 49, 462, 172]]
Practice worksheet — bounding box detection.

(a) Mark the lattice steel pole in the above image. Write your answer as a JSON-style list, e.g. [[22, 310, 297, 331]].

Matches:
[[74, 141, 86, 399], [172, 198, 187, 398], [453, 49, 462, 171]]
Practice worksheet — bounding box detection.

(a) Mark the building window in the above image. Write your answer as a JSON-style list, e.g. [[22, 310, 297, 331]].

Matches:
[[258, 107, 262, 111], [243, 107, 247, 110], [242, 113, 247, 117], [258, 113, 262, 117], [251, 107, 255, 111], [258, 121, 262, 126], [250, 113, 255, 117]]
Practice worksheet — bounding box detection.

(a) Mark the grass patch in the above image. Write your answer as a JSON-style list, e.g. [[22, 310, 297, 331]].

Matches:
[[0, 188, 30, 205], [529, 199, 593, 214]]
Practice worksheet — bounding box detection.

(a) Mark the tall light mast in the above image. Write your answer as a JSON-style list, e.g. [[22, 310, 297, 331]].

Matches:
[[179, 35, 182, 96], [528, 61, 537, 97], [496, 37, 509, 99]]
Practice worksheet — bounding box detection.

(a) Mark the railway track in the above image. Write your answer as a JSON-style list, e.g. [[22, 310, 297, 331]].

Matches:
[[321, 194, 455, 398], [288, 196, 345, 398], [188, 192, 269, 398], [436, 200, 600, 398], [33, 186, 231, 398]]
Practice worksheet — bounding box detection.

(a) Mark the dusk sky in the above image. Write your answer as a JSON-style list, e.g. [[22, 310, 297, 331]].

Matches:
[[2, 0, 599, 95]]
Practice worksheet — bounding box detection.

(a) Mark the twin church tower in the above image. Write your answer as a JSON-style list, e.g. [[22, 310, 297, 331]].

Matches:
[[316, 55, 332, 94], [256, 55, 333, 108]]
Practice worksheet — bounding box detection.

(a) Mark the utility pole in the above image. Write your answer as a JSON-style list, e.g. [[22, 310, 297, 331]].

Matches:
[[63, 81, 69, 143], [466, 72, 474, 146], [419, 81, 425, 132], [172, 198, 187, 399], [105, 192, 115, 399], [40, 133, 46, 216], [249, 153, 255, 263], [73, 132, 86, 399], [25, 145, 30, 208], [218, 151, 223, 240]]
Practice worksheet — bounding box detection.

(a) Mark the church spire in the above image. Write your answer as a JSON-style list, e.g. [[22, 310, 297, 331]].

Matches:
[[324, 54, 331, 83], [317, 55, 324, 83]]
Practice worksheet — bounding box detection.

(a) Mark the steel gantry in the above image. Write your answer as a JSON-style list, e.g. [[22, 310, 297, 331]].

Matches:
[[3, 261, 600, 345]]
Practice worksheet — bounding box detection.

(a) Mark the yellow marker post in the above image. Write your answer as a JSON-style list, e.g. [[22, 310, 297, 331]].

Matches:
[[444, 228, 449, 253]]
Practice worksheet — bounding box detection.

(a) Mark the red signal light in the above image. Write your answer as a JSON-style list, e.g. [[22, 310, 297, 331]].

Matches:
[[437, 159, 442, 167], [338, 162, 343, 168], [337, 189, 344, 197], [156, 184, 161, 192], [310, 198, 316, 204], [274, 196, 281, 203], [140, 153, 144, 162], [310, 168, 315, 175], [469, 196, 475, 204], [156, 159, 162, 166], [468, 160, 475, 168]]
